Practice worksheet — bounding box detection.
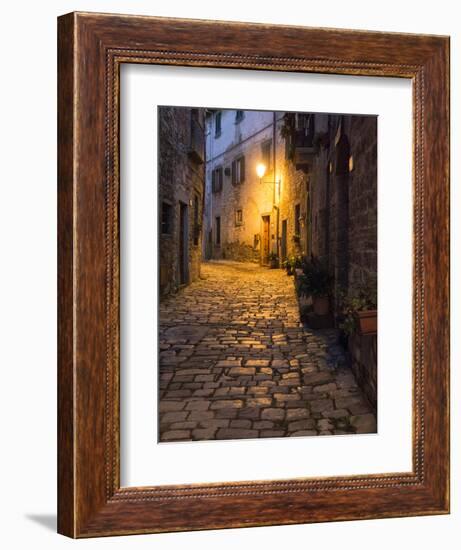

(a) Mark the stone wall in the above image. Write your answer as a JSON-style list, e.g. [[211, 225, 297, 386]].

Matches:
[[158, 107, 206, 296], [219, 241, 260, 262], [204, 109, 276, 263], [204, 109, 377, 304], [347, 116, 378, 290], [302, 114, 377, 409], [305, 114, 378, 309], [348, 332, 378, 411], [205, 110, 316, 264], [276, 121, 310, 261]]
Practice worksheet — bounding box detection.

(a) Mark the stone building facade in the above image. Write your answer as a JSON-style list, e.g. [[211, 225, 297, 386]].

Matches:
[[304, 113, 378, 302], [298, 113, 378, 409], [204, 109, 280, 263], [158, 106, 206, 296], [204, 108, 377, 308]]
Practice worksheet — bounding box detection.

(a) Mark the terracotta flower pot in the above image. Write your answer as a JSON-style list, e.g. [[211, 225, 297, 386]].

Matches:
[[313, 295, 329, 316], [356, 309, 377, 335]]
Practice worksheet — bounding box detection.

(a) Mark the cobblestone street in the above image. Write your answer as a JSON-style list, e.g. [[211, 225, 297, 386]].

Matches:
[[159, 261, 376, 442]]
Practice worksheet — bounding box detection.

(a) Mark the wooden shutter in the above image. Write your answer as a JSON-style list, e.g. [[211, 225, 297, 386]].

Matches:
[[240, 156, 245, 183]]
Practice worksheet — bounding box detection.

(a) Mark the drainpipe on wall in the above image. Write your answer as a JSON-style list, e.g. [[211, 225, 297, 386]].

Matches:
[[204, 109, 213, 261], [273, 111, 280, 260], [206, 126, 212, 260]]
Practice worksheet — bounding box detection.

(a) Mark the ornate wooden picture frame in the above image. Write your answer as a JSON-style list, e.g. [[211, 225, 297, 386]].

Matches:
[[57, 12, 450, 537]]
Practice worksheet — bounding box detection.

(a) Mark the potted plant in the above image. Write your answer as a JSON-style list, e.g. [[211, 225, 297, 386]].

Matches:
[[268, 252, 279, 269], [339, 279, 377, 336], [282, 255, 302, 276], [356, 309, 377, 335], [298, 258, 332, 315], [281, 258, 290, 274], [293, 255, 303, 271]]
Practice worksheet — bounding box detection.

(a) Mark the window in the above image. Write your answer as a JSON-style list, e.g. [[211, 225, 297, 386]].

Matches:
[[294, 203, 301, 236], [235, 110, 244, 123], [193, 195, 200, 245], [235, 209, 243, 226], [215, 216, 221, 246], [215, 111, 222, 137], [161, 202, 173, 234], [261, 139, 272, 169], [231, 155, 245, 185], [211, 167, 223, 193]]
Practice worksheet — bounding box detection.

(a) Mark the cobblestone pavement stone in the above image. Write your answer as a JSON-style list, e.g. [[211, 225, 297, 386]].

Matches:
[[159, 260, 376, 442]]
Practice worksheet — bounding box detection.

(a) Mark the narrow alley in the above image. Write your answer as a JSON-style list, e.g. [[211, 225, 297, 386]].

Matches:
[[159, 261, 376, 442]]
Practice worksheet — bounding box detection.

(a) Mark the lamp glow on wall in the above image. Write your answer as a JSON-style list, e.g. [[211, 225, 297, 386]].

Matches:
[[256, 162, 281, 205], [256, 162, 280, 186]]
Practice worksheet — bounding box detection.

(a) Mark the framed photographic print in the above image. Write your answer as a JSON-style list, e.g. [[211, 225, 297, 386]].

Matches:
[[57, 12, 450, 537]]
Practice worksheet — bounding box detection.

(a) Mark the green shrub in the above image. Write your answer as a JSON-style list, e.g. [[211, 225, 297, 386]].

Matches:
[[298, 257, 332, 298]]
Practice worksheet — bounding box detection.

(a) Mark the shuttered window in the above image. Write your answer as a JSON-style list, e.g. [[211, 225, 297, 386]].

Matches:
[[215, 111, 222, 137], [211, 167, 223, 193], [231, 156, 245, 185]]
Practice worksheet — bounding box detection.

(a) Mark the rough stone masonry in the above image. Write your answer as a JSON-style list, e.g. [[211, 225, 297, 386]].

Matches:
[[158, 261, 376, 442]]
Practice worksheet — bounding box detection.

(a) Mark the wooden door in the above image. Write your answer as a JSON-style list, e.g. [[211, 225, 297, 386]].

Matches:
[[281, 219, 287, 261], [261, 215, 270, 265]]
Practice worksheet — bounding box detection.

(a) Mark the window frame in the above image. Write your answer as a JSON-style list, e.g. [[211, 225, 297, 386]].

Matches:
[[231, 155, 245, 185], [235, 110, 244, 123], [235, 208, 243, 226], [211, 166, 223, 193], [215, 111, 222, 137]]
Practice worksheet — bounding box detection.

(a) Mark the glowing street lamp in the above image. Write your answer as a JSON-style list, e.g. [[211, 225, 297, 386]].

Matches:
[[256, 163, 267, 179]]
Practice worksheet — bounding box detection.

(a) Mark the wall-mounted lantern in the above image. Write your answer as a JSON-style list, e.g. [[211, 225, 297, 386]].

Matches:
[[256, 163, 267, 179], [348, 155, 354, 172]]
